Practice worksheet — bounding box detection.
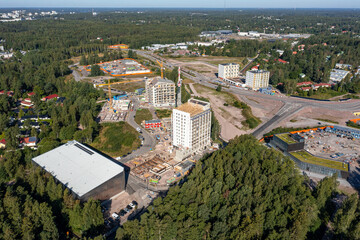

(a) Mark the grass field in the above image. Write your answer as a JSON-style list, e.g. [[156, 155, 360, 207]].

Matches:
[[277, 133, 297, 144], [135, 108, 153, 125], [291, 150, 348, 172], [316, 118, 339, 124], [156, 109, 172, 119], [91, 122, 140, 157]]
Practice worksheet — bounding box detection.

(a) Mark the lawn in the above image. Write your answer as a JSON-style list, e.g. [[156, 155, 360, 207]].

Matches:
[[135, 108, 153, 125], [277, 133, 297, 144], [91, 122, 140, 157], [291, 150, 348, 172], [156, 109, 172, 119], [316, 118, 339, 124]]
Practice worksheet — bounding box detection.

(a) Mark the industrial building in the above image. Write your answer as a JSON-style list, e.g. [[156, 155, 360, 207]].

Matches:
[[32, 140, 126, 201], [272, 133, 305, 152], [145, 77, 176, 107], [172, 99, 211, 160], [245, 70, 270, 90], [218, 63, 239, 79], [271, 132, 349, 179]]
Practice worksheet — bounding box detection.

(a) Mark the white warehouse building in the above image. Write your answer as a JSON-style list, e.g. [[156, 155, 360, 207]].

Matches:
[[32, 140, 126, 201], [218, 63, 240, 79], [172, 99, 211, 160], [245, 70, 270, 90]]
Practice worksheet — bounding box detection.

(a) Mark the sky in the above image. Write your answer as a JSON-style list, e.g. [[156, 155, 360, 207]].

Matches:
[[0, 0, 359, 9]]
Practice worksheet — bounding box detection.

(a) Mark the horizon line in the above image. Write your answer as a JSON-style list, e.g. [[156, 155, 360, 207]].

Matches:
[[0, 7, 360, 10]]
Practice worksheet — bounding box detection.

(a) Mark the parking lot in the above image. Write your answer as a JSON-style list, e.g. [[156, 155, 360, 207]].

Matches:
[[101, 188, 158, 228]]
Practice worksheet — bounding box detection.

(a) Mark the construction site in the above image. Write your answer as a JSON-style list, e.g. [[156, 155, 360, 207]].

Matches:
[[98, 99, 131, 122], [300, 127, 360, 165], [85, 58, 151, 77]]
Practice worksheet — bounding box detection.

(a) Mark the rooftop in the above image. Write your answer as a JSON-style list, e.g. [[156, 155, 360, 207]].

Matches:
[[291, 150, 348, 172], [32, 140, 124, 198], [175, 99, 210, 117], [276, 133, 298, 144]]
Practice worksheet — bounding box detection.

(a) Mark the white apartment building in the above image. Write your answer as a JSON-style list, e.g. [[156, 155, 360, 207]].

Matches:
[[145, 77, 176, 107], [218, 63, 240, 79], [245, 70, 270, 90], [172, 99, 211, 160]]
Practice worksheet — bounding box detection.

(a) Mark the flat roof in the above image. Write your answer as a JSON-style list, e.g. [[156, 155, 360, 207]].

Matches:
[[175, 99, 210, 117], [32, 140, 124, 197], [276, 133, 297, 144], [291, 150, 348, 172]]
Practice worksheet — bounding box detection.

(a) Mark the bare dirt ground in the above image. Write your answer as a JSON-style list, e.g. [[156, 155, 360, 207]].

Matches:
[[189, 83, 278, 141], [287, 107, 354, 126]]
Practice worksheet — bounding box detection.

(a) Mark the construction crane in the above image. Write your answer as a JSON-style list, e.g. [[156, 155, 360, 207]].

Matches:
[[97, 78, 144, 112], [156, 60, 164, 79]]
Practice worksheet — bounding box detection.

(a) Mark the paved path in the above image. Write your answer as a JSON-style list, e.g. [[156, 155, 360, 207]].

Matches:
[[120, 96, 157, 163]]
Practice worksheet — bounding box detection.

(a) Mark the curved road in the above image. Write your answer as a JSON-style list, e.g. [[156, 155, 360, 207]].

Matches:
[[135, 50, 360, 139], [120, 96, 157, 163]]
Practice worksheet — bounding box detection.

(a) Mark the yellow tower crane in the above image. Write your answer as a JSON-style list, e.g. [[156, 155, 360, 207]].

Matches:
[[98, 79, 144, 112], [156, 60, 164, 79]]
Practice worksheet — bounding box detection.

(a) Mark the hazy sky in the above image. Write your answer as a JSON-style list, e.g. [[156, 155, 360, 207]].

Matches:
[[0, 0, 359, 9]]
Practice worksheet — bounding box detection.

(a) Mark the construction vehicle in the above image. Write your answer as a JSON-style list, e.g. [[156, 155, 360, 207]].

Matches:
[[156, 60, 164, 79]]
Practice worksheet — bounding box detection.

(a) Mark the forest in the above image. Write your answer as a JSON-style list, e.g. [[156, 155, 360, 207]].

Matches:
[[0, 9, 359, 239], [116, 135, 360, 240]]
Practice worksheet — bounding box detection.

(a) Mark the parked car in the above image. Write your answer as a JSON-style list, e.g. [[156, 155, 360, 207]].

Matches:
[[124, 207, 130, 213], [119, 209, 126, 216], [112, 212, 119, 220], [127, 204, 133, 210], [129, 202, 136, 209], [132, 201, 138, 206]]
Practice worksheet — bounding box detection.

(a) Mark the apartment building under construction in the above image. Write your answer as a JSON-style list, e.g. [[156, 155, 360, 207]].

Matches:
[[145, 77, 176, 107], [172, 99, 211, 160]]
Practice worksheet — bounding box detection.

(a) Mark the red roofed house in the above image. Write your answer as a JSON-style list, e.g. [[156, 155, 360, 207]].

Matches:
[[20, 137, 38, 148], [313, 83, 331, 90], [298, 44, 305, 51], [27, 92, 35, 97], [276, 59, 288, 64], [0, 91, 14, 97], [21, 98, 34, 107], [41, 94, 59, 102], [251, 66, 259, 70], [0, 139, 5, 149], [301, 87, 312, 91], [297, 81, 313, 87]]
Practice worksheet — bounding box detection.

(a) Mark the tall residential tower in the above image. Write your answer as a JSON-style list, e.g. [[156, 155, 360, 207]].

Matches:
[[172, 99, 211, 160]]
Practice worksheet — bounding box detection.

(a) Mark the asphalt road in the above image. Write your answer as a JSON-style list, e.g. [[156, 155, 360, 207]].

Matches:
[[120, 96, 157, 163], [135, 50, 360, 139]]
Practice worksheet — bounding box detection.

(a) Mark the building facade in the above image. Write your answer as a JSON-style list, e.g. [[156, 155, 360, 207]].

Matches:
[[218, 63, 239, 79], [146, 77, 176, 107], [172, 99, 211, 160], [245, 70, 270, 90]]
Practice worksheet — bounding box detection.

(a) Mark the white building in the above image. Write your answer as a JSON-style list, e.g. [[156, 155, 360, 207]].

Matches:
[[172, 99, 211, 160], [218, 63, 240, 79], [145, 77, 176, 107], [245, 70, 270, 90], [32, 140, 126, 201], [330, 69, 350, 83]]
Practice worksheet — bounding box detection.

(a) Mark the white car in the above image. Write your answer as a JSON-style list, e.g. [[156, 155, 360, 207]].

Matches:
[[112, 212, 119, 220], [129, 202, 136, 209]]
